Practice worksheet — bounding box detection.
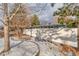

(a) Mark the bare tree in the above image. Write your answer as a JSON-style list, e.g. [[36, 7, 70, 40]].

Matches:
[[9, 4, 32, 39]]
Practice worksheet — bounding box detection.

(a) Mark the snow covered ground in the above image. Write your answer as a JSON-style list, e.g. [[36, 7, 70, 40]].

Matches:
[[24, 28, 77, 47], [0, 39, 71, 56], [0, 38, 75, 56], [0, 38, 3, 48], [0, 28, 77, 56]]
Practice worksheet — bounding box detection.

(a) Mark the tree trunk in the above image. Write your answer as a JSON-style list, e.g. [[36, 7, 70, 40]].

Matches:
[[3, 3, 10, 52], [77, 28, 79, 49]]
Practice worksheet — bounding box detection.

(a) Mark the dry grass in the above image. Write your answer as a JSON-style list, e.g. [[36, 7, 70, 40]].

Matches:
[[60, 44, 79, 56]]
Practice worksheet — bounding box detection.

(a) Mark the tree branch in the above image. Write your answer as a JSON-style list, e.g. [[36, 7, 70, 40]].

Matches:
[[9, 4, 21, 20]]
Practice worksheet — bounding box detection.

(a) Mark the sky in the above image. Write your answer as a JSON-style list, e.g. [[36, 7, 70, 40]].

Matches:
[[27, 3, 63, 25], [0, 3, 64, 26]]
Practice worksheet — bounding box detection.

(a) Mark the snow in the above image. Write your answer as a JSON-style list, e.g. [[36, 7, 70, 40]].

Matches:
[[24, 28, 77, 47], [0, 40, 64, 56], [0, 28, 77, 56], [0, 38, 3, 48]]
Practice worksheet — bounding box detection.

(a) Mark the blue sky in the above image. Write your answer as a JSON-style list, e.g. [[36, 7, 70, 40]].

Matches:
[[28, 3, 63, 21], [27, 3, 63, 25]]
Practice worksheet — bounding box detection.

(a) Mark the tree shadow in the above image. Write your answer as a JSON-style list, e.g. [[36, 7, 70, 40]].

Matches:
[[35, 28, 77, 43], [10, 40, 24, 48], [51, 28, 77, 42]]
